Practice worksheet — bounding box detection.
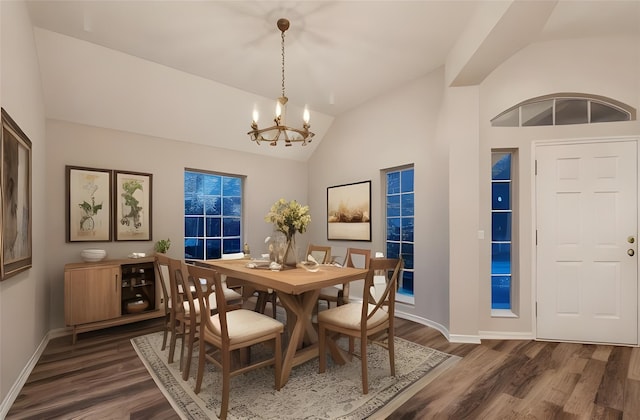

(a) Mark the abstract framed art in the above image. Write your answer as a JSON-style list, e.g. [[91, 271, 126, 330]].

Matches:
[[327, 180, 371, 241], [114, 170, 152, 241], [66, 165, 112, 242], [1, 108, 33, 280]]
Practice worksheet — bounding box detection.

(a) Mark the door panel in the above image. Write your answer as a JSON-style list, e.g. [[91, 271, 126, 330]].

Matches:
[[536, 140, 638, 345]]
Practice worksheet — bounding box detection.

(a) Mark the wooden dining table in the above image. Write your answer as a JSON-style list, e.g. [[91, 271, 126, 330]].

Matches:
[[202, 258, 368, 386]]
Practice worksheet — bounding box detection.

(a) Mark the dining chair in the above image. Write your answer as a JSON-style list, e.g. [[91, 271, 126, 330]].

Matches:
[[318, 248, 371, 310], [169, 257, 201, 379], [155, 254, 193, 367], [185, 263, 284, 420], [177, 258, 246, 382], [318, 257, 403, 394]]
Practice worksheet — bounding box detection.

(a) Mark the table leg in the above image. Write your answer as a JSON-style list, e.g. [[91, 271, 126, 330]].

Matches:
[[276, 290, 319, 385]]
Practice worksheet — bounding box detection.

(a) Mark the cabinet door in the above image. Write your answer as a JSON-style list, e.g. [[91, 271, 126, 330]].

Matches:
[[65, 265, 121, 325]]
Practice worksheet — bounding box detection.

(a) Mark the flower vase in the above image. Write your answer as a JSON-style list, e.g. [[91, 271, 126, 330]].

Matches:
[[281, 235, 298, 269]]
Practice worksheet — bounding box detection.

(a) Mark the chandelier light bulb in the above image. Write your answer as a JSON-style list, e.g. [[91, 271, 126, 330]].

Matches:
[[275, 101, 282, 119], [303, 108, 310, 124], [252, 109, 259, 124]]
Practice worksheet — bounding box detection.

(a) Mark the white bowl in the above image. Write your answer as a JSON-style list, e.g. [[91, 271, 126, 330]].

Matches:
[[80, 249, 107, 262]]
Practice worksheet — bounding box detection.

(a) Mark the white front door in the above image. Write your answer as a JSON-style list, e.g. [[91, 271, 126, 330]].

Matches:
[[536, 139, 638, 345]]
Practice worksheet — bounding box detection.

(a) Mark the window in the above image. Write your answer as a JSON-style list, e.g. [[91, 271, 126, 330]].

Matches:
[[385, 167, 414, 298], [184, 170, 243, 260], [491, 152, 513, 310], [491, 93, 635, 127]]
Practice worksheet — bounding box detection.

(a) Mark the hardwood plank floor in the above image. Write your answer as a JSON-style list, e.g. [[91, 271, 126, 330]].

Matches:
[[6, 317, 640, 419]]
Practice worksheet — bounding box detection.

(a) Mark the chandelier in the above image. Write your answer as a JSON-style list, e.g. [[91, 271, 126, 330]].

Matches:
[[248, 18, 314, 146]]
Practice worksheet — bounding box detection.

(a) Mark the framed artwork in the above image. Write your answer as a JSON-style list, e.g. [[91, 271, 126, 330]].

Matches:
[[114, 170, 152, 241], [66, 166, 112, 242], [1, 108, 33, 280], [327, 180, 371, 241]]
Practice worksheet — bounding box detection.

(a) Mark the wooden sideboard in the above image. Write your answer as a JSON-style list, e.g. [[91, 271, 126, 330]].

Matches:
[[64, 256, 164, 344]]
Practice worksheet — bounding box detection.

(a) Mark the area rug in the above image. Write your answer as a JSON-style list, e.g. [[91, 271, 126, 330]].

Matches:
[[132, 331, 459, 420]]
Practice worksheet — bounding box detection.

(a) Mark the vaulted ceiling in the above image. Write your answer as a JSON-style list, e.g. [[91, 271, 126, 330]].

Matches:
[[25, 1, 640, 161]]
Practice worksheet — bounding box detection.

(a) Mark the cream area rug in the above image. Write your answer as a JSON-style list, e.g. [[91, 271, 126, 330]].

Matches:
[[131, 331, 460, 420]]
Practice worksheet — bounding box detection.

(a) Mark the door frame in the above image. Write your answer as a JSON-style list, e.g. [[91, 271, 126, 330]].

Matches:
[[531, 135, 640, 345]]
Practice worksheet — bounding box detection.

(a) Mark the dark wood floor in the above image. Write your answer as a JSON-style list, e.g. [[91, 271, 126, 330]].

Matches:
[[6, 315, 640, 419]]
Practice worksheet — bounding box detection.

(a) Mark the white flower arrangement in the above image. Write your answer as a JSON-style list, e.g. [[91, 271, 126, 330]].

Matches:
[[264, 198, 311, 240]]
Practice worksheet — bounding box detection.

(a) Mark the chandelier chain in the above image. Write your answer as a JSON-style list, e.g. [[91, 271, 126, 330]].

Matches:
[[281, 30, 286, 98]]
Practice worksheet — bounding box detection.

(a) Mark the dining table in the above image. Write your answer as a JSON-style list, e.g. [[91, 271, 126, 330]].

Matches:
[[202, 258, 369, 386]]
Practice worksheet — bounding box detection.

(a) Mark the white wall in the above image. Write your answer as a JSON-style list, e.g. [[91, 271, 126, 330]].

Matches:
[[0, 0, 47, 406], [477, 35, 640, 337], [45, 120, 309, 329], [308, 68, 451, 330]]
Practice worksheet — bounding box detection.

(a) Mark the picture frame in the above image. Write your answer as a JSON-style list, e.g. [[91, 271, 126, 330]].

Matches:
[[66, 165, 112, 242], [327, 180, 371, 241], [1, 108, 33, 280], [114, 170, 152, 241]]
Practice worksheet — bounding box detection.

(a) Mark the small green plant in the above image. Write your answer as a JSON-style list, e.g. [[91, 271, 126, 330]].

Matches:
[[154, 238, 171, 253]]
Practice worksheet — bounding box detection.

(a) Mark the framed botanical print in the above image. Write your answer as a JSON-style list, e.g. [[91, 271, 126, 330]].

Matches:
[[114, 170, 152, 241], [1, 108, 33, 280], [327, 180, 371, 241], [66, 165, 112, 242]]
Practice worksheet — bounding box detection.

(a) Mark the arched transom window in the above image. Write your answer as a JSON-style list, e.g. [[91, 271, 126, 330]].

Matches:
[[491, 93, 636, 127]]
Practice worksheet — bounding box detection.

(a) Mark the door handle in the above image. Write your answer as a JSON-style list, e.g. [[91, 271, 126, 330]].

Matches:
[[628, 249, 635, 257]]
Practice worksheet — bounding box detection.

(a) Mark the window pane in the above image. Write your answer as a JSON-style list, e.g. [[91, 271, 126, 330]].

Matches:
[[206, 217, 221, 237], [492, 153, 511, 180], [184, 172, 203, 195], [555, 99, 588, 125], [492, 212, 511, 241], [387, 172, 400, 194], [401, 217, 414, 242], [386, 242, 400, 259], [204, 196, 221, 216], [522, 100, 553, 126], [401, 243, 414, 269], [400, 271, 414, 293], [387, 218, 401, 241], [491, 276, 511, 309], [185, 217, 203, 237], [185, 238, 204, 260], [223, 197, 241, 216], [387, 194, 400, 217], [223, 217, 241, 236], [591, 102, 630, 123], [185, 194, 204, 215], [223, 238, 241, 254], [203, 175, 221, 195], [206, 239, 221, 259], [491, 108, 519, 127], [491, 243, 511, 274], [401, 193, 414, 216], [401, 169, 414, 193], [492, 182, 510, 210], [223, 177, 241, 196]]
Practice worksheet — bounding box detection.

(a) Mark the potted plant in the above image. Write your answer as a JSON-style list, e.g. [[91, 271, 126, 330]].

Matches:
[[154, 238, 171, 254]]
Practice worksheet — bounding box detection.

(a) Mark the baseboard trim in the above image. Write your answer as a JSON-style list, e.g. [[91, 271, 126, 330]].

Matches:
[[394, 310, 453, 341], [479, 330, 535, 341]]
